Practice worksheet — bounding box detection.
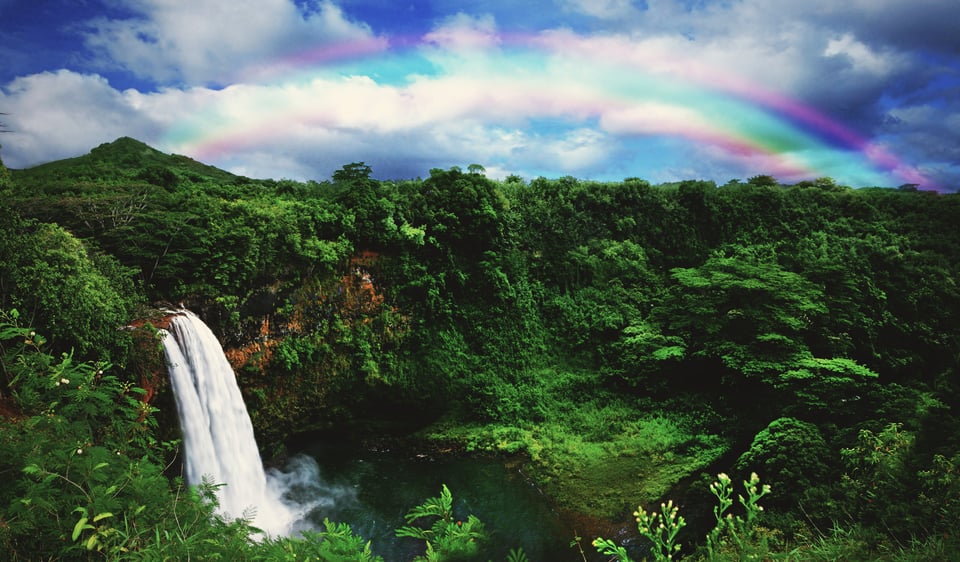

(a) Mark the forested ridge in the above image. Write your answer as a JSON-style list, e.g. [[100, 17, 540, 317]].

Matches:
[[1, 137, 959, 560]]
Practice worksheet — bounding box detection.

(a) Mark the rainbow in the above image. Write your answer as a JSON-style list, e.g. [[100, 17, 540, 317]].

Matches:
[[162, 30, 934, 188]]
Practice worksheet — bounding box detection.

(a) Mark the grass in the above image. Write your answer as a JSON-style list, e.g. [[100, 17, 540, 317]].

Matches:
[[421, 367, 730, 519]]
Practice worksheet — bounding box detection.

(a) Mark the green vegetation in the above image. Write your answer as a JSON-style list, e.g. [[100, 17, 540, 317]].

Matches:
[[0, 313, 513, 560], [2, 139, 960, 559]]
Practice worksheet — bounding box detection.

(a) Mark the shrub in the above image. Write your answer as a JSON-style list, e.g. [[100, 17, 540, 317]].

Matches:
[[736, 417, 830, 507]]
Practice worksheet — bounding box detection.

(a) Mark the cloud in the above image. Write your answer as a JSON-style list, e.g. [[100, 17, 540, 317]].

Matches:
[[824, 34, 899, 76], [0, 70, 160, 167], [880, 101, 960, 188], [560, 0, 644, 20], [1, 0, 953, 189], [423, 12, 500, 50], [801, 0, 960, 55], [545, 0, 951, 141], [81, 0, 379, 86]]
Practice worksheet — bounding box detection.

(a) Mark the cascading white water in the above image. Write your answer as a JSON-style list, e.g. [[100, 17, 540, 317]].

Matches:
[[160, 310, 303, 537]]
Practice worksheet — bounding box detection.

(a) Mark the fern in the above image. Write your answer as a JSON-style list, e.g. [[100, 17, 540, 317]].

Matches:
[[396, 484, 487, 561]]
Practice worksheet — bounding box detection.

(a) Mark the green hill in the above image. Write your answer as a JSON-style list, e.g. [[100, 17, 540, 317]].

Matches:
[[10, 136, 239, 192]]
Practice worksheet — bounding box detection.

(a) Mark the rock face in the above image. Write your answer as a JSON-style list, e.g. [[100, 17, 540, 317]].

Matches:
[[124, 308, 187, 418], [128, 251, 413, 451]]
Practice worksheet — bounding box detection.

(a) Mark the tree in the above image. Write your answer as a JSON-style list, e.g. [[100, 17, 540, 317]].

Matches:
[[655, 251, 827, 378], [0, 113, 11, 193], [332, 161, 372, 182], [747, 174, 778, 187], [0, 145, 10, 194], [0, 215, 139, 359]]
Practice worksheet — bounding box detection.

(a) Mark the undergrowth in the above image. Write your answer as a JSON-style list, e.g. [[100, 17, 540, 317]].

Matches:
[[422, 367, 729, 518]]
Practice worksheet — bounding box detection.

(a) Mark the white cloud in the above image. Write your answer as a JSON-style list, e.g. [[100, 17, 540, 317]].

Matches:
[[82, 0, 379, 86], [560, 0, 642, 20], [600, 103, 711, 136], [423, 12, 500, 50], [824, 33, 896, 76], [537, 128, 611, 171], [0, 70, 160, 168]]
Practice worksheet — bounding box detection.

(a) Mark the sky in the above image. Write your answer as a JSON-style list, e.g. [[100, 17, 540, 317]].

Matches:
[[1, 0, 958, 189]]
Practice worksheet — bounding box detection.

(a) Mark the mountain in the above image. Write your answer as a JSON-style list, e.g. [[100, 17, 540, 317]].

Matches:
[[10, 137, 239, 192]]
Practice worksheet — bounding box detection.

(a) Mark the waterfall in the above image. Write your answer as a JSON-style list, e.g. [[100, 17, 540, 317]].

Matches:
[[160, 310, 301, 537]]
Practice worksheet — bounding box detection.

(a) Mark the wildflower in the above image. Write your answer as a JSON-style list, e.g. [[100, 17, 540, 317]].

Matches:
[[76, 448, 83, 455], [59, 378, 69, 385]]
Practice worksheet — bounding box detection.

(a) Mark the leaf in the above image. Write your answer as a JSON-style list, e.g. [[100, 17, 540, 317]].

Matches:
[[85, 534, 99, 551], [396, 525, 429, 539], [93, 512, 113, 522], [72, 517, 89, 541]]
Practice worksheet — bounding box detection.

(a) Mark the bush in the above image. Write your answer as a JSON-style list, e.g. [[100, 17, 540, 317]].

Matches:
[[736, 417, 831, 507]]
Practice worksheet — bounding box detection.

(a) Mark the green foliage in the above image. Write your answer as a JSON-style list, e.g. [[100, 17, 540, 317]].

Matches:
[[269, 518, 384, 562], [834, 422, 960, 543], [776, 356, 878, 412], [12, 137, 238, 190], [0, 146, 11, 194], [658, 252, 827, 378], [633, 499, 687, 561], [0, 215, 140, 360], [5, 140, 960, 562], [592, 473, 770, 562], [705, 472, 773, 560], [426, 397, 728, 519], [1, 314, 525, 561], [396, 484, 487, 561], [736, 418, 831, 507], [0, 313, 177, 559]]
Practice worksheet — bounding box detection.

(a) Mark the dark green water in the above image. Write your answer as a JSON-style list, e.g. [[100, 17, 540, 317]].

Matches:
[[282, 440, 589, 561]]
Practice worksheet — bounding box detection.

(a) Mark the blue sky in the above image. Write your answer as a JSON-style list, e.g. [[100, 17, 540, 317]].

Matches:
[[1, 0, 957, 189]]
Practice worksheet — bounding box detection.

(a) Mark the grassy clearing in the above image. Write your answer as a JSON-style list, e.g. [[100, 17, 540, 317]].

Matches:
[[422, 368, 729, 519]]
